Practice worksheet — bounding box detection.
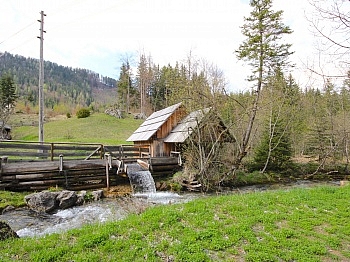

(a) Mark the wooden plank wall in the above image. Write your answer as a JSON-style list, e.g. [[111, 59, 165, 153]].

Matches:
[[0, 158, 125, 191]]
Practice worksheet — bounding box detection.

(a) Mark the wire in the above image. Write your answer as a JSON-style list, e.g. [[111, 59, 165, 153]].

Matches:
[[0, 0, 131, 57], [0, 36, 37, 59], [0, 21, 36, 46]]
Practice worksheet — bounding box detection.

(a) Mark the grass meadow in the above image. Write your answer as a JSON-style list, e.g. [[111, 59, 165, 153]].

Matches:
[[9, 113, 143, 144]]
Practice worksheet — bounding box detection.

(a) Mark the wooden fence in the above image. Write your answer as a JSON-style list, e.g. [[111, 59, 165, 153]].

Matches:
[[0, 140, 150, 162], [0, 140, 150, 191]]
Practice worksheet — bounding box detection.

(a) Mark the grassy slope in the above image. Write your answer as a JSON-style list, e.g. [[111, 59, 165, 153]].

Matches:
[[10, 113, 143, 144], [1, 185, 349, 261]]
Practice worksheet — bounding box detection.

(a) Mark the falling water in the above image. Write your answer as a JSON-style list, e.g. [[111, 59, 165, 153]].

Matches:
[[126, 163, 156, 193]]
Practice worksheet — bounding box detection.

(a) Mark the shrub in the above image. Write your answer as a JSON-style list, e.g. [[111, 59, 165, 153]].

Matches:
[[66, 112, 71, 118], [76, 108, 90, 119]]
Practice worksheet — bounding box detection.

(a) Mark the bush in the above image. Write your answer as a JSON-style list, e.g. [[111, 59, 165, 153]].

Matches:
[[76, 108, 90, 119], [66, 112, 71, 118]]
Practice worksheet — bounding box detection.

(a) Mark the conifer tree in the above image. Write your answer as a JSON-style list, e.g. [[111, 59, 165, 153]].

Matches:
[[116, 62, 133, 113], [234, 0, 293, 168], [0, 74, 17, 138]]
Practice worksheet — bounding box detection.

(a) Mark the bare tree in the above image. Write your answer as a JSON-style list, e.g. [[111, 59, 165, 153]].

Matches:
[[308, 0, 350, 78]]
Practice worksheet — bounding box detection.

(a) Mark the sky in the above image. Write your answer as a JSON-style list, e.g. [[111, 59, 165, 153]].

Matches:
[[0, 0, 344, 93]]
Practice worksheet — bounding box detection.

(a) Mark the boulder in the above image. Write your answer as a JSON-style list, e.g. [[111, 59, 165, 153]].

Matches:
[[105, 108, 123, 119], [76, 190, 87, 206], [56, 190, 77, 209], [0, 221, 19, 240], [25, 191, 59, 213], [92, 190, 103, 201]]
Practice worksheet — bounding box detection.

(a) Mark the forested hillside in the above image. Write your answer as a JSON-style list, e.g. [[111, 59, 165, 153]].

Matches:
[[0, 52, 117, 114]]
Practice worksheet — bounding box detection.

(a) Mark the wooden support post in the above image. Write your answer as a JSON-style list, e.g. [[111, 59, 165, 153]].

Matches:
[[100, 144, 104, 159], [105, 153, 111, 190], [50, 143, 54, 161], [59, 154, 63, 172], [0, 156, 8, 178]]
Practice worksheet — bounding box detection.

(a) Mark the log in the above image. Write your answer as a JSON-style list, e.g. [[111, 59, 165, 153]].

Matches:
[[137, 159, 150, 170], [66, 175, 106, 182], [0, 143, 50, 150], [66, 183, 106, 191], [62, 159, 105, 169], [181, 180, 202, 192], [0, 182, 13, 189], [2, 162, 58, 174], [151, 171, 175, 177], [6, 172, 60, 180], [151, 164, 179, 172], [150, 157, 179, 166], [17, 179, 66, 186]]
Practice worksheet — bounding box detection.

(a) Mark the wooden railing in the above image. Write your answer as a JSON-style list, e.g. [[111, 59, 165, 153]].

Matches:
[[0, 140, 150, 162]]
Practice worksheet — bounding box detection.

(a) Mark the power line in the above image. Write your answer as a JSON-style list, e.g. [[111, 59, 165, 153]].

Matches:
[[0, 21, 36, 46]]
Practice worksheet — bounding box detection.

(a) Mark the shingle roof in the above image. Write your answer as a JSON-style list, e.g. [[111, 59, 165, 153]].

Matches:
[[126, 102, 182, 142], [164, 108, 210, 143]]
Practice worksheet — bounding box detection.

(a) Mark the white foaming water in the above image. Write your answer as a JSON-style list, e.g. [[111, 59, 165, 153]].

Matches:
[[7, 192, 198, 238], [15, 201, 127, 238], [126, 163, 156, 194], [134, 191, 198, 204]]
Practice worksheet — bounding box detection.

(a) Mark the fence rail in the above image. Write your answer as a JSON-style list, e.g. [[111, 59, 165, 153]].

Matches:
[[0, 140, 150, 162]]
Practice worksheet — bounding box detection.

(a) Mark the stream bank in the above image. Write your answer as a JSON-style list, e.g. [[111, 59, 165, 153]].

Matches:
[[0, 180, 344, 238]]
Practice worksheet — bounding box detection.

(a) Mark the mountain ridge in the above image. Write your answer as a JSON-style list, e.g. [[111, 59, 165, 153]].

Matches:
[[0, 52, 117, 114]]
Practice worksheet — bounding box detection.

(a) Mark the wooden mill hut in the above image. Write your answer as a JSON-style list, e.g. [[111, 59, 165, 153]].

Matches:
[[164, 107, 235, 151], [127, 103, 234, 158], [126, 102, 187, 157]]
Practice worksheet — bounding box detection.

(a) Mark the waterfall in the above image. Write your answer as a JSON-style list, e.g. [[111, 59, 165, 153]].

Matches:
[[126, 163, 156, 194]]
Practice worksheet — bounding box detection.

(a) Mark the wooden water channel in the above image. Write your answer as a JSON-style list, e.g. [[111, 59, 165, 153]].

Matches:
[[0, 140, 180, 191]]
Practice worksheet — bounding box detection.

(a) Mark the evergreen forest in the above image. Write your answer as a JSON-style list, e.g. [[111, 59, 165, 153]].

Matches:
[[0, 52, 117, 115]]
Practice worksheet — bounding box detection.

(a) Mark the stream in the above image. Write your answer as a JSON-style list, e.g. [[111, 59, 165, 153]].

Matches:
[[1, 180, 341, 238], [1, 192, 198, 238]]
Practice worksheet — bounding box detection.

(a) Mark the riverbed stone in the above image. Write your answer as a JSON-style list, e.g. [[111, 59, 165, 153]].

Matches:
[[25, 191, 59, 213], [92, 190, 103, 201], [0, 221, 19, 240], [57, 190, 77, 209], [76, 190, 87, 206], [2, 205, 15, 214]]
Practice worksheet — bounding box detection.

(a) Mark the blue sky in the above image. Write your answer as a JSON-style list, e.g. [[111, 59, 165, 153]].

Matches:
[[0, 0, 343, 92]]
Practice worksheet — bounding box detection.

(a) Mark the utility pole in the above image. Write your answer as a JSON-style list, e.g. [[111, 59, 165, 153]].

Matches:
[[38, 11, 46, 144]]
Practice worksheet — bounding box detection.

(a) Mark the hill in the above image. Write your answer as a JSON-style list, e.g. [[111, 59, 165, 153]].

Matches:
[[0, 52, 117, 114]]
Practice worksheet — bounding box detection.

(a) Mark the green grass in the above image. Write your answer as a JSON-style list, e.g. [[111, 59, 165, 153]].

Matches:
[[0, 191, 28, 211], [10, 113, 143, 144], [1, 185, 350, 261]]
